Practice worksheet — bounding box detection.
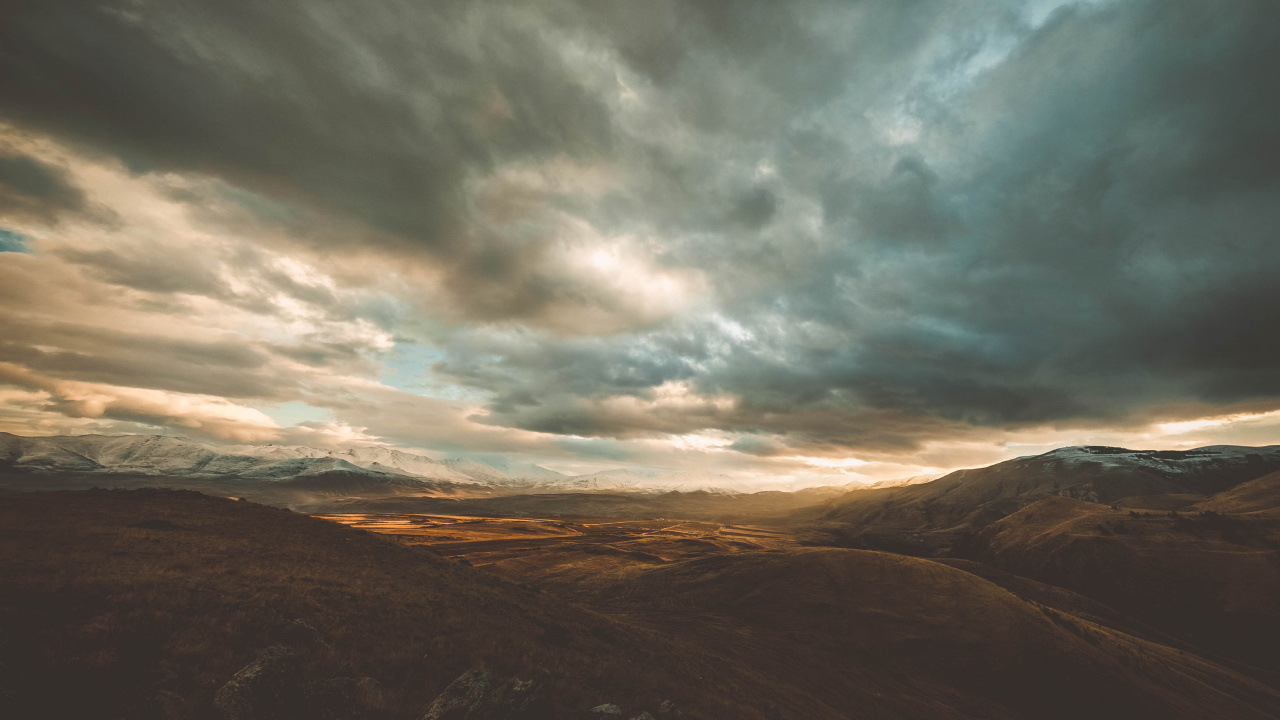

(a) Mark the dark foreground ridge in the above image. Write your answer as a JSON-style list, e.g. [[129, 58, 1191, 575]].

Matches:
[[3, 489, 1280, 719], [0, 489, 699, 720]]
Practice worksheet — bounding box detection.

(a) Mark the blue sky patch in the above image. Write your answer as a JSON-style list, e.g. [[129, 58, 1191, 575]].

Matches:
[[262, 401, 330, 427], [0, 228, 30, 253]]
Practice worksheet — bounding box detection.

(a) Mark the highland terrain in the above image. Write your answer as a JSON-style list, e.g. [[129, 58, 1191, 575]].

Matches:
[[3, 436, 1280, 718]]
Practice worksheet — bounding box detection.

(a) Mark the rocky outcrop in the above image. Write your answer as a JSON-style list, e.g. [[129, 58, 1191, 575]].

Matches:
[[321, 676, 384, 708], [420, 670, 492, 720], [279, 618, 324, 647], [213, 642, 383, 720], [419, 669, 549, 720], [214, 646, 310, 720]]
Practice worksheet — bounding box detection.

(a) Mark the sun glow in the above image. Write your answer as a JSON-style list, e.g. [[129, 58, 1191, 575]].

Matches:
[[1154, 409, 1280, 438], [789, 456, 870, 469]]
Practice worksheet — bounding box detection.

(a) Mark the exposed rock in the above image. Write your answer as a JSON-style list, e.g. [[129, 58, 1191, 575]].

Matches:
[[214, 646, 308, 720], [214, 645, 380, 720], [657, 700, 681, 716], [421, 669, 492, 720], [486, 674, 547, 718], [420, 669, 548, 720], [628, 713, 656, 720], [279, 618, 324, 647], [315, 677, 384, 719], [589, 704, 623, 715]]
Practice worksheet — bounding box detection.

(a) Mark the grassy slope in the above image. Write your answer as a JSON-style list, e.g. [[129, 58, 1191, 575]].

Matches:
[[1197, 469, 1280, 514], [4, 489, 1280, 719], [476, 520, 1280, 719], [561, 548, 1280, 720], [794, 452, 1280, 554], [963, 494, 1280, 673], [0, 489, 798, 720]]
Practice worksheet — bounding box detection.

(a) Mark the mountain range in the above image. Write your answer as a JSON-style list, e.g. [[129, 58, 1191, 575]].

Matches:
[[6, 434, 1280, 717], [0, 432, 752, 495], [799, 444, 1280, 553]]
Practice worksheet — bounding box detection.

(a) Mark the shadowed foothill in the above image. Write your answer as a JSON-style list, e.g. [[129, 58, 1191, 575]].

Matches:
[[4, 486, 1280, 719]]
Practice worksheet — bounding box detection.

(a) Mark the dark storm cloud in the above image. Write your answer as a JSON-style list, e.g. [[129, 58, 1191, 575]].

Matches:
[[50, 239, 369, 327], [0, 318, 274, 400], [0, 307, 381, 403], [0, 0, 614, 319], [0, 152, 86, 222], [825, 157, 955, 243], [424, 0, 1280, 452], [5, 0, 1280, 455], [54, 246, 226, 297]]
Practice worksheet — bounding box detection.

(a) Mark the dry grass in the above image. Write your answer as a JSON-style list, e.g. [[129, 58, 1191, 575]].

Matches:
[[325, 505, 1280, 720], [963, 495, 1280, 673], [5, 489, 1280, 720], [0, 489, 786, 719]]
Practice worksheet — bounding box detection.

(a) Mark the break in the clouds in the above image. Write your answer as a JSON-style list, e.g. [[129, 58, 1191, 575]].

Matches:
[[1, 0, 1279, 484]]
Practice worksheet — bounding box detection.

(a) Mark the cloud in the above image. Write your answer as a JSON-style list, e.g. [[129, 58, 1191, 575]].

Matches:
[[0, 228, 29, 253], [1, 0, 1279, 482], [420, 0, 1280, 457], [0, 362, 282, 442], [0, 151, 86, 223], [0, 0, 639, 330]]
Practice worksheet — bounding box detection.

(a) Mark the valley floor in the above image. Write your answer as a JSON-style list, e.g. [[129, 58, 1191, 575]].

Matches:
[[316, 510, 1280, 720], [315, 513, 798, 568]]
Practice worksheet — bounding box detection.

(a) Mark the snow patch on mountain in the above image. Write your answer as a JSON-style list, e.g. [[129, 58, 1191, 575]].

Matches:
[[0, 433, 465, 485], [1034, 444, 1280, 477]]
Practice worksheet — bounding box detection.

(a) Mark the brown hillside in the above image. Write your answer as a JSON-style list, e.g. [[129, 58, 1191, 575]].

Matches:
[[0, 489, 807, 719], [796, 446, 1280, 554], [962, 495, 1280, 672], [339, 510, 1280, 720], [560, 548, 1280, 720], [1195, 469, 1280, 514], [5, 489, 1280, 719]]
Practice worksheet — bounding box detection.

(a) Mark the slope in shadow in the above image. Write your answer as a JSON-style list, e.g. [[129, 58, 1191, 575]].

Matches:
[[958, 483, 1280, 673]]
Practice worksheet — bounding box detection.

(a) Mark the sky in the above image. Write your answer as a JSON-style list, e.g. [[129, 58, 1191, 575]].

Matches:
[[1, 0, 1280, 487]]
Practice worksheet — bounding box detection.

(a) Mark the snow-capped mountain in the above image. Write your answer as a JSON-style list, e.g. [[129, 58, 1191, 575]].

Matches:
[[563, 468, 652, 490], [0, 433, 465, 485], [0, 433, 755, 494], [558, 469, 749, 494], [222, 443, 476, 483], [1029, 444, 1280, 480], [0, 433, 716, 493], [0, 433, 260, 476], [820, 443, 1280, 539], [237, 456, 374, 480], [633, 470, 748, 494], [441, 459, 514, 485], [13, 432, 1274, 500], [855, 473, 945, 490], [469, 457, 567, 482]]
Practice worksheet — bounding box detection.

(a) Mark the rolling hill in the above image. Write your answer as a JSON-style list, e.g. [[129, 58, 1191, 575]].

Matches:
[[798, 444, 1280, 553], [0, 433, 767, 498], [957, 475, 1280, 672], [5, 488, 1280, 719]]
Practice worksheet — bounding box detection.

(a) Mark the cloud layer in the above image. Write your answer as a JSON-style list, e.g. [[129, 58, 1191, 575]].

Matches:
[[2, 0, 1279, 483]]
